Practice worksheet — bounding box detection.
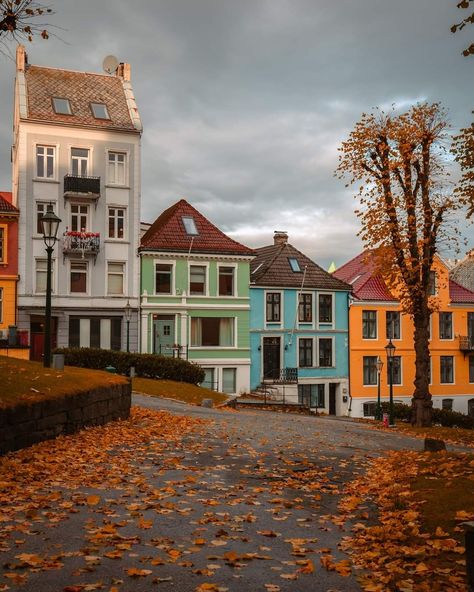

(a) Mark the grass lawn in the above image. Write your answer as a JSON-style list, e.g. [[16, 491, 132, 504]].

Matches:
[[0, 355, 128, 408], [132, 377, 229, 406]]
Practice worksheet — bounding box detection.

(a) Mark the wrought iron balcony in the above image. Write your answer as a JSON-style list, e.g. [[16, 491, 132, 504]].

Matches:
[[64, 174, 100, 199], [459, 336, 474, 353], [62, 231, 100, 257]]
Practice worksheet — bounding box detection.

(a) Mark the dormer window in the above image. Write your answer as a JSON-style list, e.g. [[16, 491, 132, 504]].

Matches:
[[52, 97, 72, 115], [182, 216, 198, 235], [91, 102, 110, 120], [288, 257, 301, 272]]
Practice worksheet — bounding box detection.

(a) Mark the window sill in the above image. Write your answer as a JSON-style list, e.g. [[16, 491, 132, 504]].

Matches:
[[33, 178, 60, 184], [105, 184, 130, 190], [104, 239, 130, 244]]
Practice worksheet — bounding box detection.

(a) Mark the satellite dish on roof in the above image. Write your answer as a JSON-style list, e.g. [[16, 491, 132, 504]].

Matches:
[[103, 55, 119, 75]]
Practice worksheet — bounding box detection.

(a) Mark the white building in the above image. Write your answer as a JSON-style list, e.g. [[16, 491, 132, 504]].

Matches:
[[12, 46, 142, 359]]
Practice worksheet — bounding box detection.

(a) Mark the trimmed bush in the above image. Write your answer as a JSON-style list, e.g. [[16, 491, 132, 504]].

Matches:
[[54, 348, 205, 385], [380, 401, 474, 429]]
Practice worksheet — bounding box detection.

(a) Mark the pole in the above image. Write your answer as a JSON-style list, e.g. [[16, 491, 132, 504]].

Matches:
[[389, 357, 395, 426], [43, 245, 53, 368], [377, 369, 381, 420], [126, 319, 130, 353]]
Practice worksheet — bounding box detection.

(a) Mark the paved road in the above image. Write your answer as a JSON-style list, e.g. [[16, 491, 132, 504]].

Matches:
[[0, 395, 428, 592]]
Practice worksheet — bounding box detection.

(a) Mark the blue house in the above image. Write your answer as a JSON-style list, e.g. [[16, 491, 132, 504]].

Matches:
[[250, 231, 351, 415]]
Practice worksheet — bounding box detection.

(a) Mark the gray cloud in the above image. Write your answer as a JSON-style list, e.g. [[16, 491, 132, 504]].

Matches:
[[0, 0, 472, 268]]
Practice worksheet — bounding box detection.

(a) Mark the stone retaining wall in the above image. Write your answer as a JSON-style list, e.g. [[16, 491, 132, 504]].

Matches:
[[0, 382, 131, 455]]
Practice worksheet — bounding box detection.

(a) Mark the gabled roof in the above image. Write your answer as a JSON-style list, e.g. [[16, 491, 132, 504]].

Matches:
[[450, 252, 474, 293], [250, 242, 351, 291], [23, 65, 140, 132], [333, 251, 396, 301], [0, 192, 18, 215], [140, 199, 255, 257]]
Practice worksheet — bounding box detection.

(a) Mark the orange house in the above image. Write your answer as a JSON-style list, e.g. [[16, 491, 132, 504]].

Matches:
[[0, 191, 27, 359], [334, 251, 474, 418]]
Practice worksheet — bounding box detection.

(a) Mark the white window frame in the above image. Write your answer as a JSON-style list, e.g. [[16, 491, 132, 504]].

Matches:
[[298, 291, 314, 325], [438, 311, 453, 341], [298, 336, 314, 368], [317, 292, 335, 328], [69, 260, 89, 295], [317, 336, 335, 368], [440, 355, 455, 385], [222, 367, 237, 394], [70, 203, 90, 232], [70, 146, 91, 177], [107, 206, 127, 240], [0, 225, 6, 264], [107, 151, 128, 186], [386, 309, 402, 341], [387, 355, 403, 386], [35, 144, 57, 180], [217, 263, 237, 297], [154, 261, 175, 296], [107, 261, 125, 296], [264, 290, 283, 327], [189, 262, 209, 297], [190, 317, 237, 349], [362, 309, 378, 340], [35, 258, 55, 294]]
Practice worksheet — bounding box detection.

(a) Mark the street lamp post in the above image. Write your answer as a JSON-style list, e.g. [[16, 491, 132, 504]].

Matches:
[[376, 356, 384, 420], [124, 300, 132, 353], [39, 204, 61, 368], [385, 339, 396, 427]]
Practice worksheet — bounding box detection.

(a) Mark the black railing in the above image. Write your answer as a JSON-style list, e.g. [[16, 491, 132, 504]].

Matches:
[[62, 231, 100, 255], [263, 367, 298, 384], [459, 336, 474, 352], [64, 174, 100, 195], [157, 344, 188, 359]]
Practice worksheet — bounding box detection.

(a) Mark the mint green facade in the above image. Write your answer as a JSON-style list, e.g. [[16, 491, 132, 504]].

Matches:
[[140, 253, 252, 394]]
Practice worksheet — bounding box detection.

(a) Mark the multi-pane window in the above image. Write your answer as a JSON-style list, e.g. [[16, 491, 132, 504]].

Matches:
[[442, 398, 453, 411], [363, 356, 378, 385], [318, 338, 333, 367], [71, 148, 89, 176], [439, 312, 453, 340], [362, 310, 377, 339], [107, 262, 124, 295], [69, 317, 121, 350], [0, 227, 4, 263], [299, 338, 313, 367], [428, 270, 437, 295], [440, 356, 454, 384], [190, 265, 206, 295], [107, 152, 126, 185], [71, 204, 89, 231], [470, 356, 474, 383], [386, 311, 400, 340], [70, 261, 87, 293], [155, 264, 172, 294], [298, 293, 312, 322], [222, 368, 237, 394], [387, 356, 402, 385], [190, 317, 234, 347], [36, 145, 55, 178], [266, 292, 281, 322], [363, 402, 377, 417], [108, 207, 125, 239], [35, 259, 54, 293], [318, 294, 333, 323], [36, 203, 48, 234], [298, 384, 325, 407], [218, 266, 234, 296]]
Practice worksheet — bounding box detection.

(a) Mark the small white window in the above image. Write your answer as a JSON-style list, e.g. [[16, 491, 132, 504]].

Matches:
[[35, 259, 55, 293], [107, 262, 125, 295], [108, 152, 126, 185], [108, 207, 126, 239], [222, 368, 237, 394], [71, 204, 89, 232], [182, 216, 198, 235], [91, 102, 110, 119], [288, 258, 301, 272], [71, 148, 89, 177], [52, 97, 72, 115], [36, 145, 55, 179]]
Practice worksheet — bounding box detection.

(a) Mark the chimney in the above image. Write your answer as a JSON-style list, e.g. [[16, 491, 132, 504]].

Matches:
[[116, 62, 131, 81], [16, 45, 27, 72], [273, 230, 288, 245]]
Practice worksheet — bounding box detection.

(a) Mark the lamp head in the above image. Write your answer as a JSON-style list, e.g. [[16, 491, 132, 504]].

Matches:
[[40, 203, 61, 248]]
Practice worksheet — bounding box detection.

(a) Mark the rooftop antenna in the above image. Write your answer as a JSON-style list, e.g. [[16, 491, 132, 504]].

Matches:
[[103, 55, 119, 75]]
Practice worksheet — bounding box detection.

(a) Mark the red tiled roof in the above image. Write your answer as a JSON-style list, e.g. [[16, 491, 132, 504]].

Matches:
[[140, 199, 255, 256], [251, 242, 351, 290], [333, 250, 397, 301], [24, 66, 137, 132], [449, 279, 474, 303], [0, 191, 18, 214]]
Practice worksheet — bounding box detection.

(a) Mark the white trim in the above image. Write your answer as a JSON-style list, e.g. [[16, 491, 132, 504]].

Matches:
[[34, 142, 59, 181], [385, 309, 402, 341], [317, 292, 335, 329], [140, 250, 254, 262], [154, 260, 176, 296], [69, 144, 93, 176], [362, 309, 378, 340], [217, 262, 238, 297], [106, 260, 126, 296], [317, 335, 335, 369], [297, 335, 314, 368], [261, 334, 283, 381], [439, 354, 455, 385], [264, 289, 283, 327], [297, 290, 314, 328], [69, 259, 89, 296], [438, 311, 454, 341], [107, 205, 128, 241], [188, 261, 210, 297], [105, 148, 129, 187]]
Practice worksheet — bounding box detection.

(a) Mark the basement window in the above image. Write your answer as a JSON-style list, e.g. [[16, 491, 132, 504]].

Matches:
[[52, 97, 72, 115]]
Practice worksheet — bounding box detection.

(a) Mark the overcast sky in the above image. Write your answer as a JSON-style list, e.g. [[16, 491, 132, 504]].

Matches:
[[0, 0, 472, 269]]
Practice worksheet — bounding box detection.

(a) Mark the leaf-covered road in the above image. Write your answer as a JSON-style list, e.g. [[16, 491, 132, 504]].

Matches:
[[0, 396, 427, 592]]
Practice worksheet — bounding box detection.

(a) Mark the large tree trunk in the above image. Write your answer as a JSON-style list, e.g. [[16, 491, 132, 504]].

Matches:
[[411, 299, 432, 427]]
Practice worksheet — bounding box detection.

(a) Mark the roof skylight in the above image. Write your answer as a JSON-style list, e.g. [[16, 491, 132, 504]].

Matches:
[[91, 102, 110, 119], [52, 97, 72, 115], [288, 257, 301, 272], [182, 216, 199, 235]]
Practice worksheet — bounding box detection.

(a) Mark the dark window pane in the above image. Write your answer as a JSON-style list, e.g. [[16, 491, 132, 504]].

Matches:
[[299, 293, 312, 322], [299, 338, 313, 367], [363, 356, 378, 385], [111, 318, 122, 351], [90, 318, 101, 348], [363, 310, 377, 339], [266, 293, 280, 322], [386, 311, 400, 339], [319, 294, 332, 323], [219, 267, 234, 296], [319, 338, 332, 367], [69, 318, 80, 347], [155, 264, 172, 294], [439, 312, 452, 340]]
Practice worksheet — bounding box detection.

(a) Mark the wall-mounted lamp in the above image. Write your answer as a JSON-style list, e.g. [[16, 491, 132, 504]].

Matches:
[[258, 345, 262, 351]]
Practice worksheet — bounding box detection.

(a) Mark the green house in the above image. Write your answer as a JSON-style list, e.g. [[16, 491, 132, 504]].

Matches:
[[139, 199, 254, 394]]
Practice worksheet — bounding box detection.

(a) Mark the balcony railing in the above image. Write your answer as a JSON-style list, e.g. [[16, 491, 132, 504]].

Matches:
[[459, 336, 474, 353], [62, 231, 100, 257], [64, 174, 100, 199], [263, 367, 298, 384]]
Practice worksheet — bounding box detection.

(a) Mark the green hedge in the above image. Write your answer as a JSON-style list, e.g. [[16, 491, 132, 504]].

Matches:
[[54, 348, 205, 385], [380, 401, 474, 429]]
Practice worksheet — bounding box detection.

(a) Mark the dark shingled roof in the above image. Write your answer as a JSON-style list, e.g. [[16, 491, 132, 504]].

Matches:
[[24, 65, 137, 132], [140, 199, 255, 256], [251, 242, 351, 291], [0, 192, 18, 215]]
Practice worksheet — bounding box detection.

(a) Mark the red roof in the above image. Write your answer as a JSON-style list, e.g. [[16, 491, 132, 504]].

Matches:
[[0, 192, 18, 214], [449, 279, 474, 304], [140, 199, 255, 256], [333, 251, 396, 301]]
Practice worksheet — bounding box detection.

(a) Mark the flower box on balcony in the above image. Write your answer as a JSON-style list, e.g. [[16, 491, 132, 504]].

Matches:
[[62, 231, 100, 258]]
